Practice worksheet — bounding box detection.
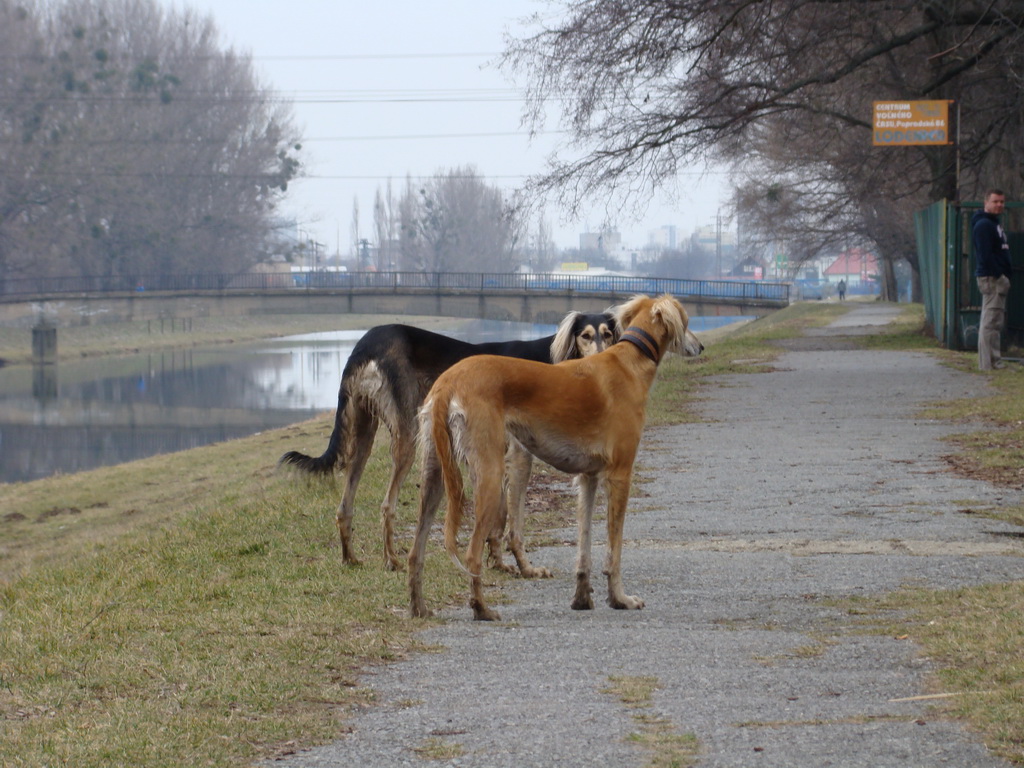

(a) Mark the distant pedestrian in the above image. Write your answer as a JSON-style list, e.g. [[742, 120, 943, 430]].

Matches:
[[973, 188, 1012, 370], [837, 279, 847, 301]]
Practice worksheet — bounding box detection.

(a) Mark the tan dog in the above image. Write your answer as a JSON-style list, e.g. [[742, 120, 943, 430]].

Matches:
[[280, 312, 616, 572], [408, 294, 704, 620]]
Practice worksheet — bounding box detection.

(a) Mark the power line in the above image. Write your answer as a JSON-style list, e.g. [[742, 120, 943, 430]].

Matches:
[[305, 131, 558, 141], [0, 51, 501, 62], [0, 130, 558, 145], [254, 52, 499, 61], [18, 170, 534, 181], [19, 169, 724, 182], [0, 89, 531, 106]]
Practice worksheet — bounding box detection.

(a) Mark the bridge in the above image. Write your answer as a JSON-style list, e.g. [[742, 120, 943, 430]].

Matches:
[[0, 271, 790, 327]]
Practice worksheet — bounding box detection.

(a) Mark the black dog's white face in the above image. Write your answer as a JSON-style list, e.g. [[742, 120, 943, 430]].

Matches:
[[573, 313, 617, 358]]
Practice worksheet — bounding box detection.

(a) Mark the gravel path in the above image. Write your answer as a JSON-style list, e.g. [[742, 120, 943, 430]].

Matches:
[[272, 303, 1024, 767]]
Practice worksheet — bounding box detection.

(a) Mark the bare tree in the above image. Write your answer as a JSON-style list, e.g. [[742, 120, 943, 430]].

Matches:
[[502, 1, 1024, 292], [649, 243, 715, 280], [398, 166, 522, 272], [350, 196, 360, 264], [397, 175, 421, 270], [0, 1, 77, 283], [0, 0, 302, 284], [373, 180, 398, 271], [523, 214, 559, 272]]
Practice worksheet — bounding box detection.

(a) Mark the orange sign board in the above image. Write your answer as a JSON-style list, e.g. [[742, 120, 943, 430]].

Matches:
[[872, 100, 952, 146]]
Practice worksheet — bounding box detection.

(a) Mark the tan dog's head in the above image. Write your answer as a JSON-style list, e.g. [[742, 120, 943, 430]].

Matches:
[[614, 294, 704, 359]]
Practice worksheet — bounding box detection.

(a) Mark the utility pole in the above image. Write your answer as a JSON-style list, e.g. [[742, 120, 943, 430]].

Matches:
[[715, 211, 722, 278]]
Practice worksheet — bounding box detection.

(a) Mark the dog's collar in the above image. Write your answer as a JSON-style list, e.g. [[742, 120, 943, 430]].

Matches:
[[619, 326, 660, 363]]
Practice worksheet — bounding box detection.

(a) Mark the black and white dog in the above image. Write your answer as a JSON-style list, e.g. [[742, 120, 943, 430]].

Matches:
[[280, 312, 618, 572]]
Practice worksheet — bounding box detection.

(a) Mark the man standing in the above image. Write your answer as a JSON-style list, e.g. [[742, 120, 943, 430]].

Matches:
[[973, 189, 1012, 370]]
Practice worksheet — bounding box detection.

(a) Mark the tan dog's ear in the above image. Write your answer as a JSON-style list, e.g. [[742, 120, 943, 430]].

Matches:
[[650, 294, 687, 342], [612, 294, 650, 330]]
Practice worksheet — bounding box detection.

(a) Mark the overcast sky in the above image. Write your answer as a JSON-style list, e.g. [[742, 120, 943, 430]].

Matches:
[[178, 0, 729, 255]]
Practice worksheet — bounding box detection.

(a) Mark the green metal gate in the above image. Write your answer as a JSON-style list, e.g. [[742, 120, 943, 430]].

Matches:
[[914, 199, 1024, 350]]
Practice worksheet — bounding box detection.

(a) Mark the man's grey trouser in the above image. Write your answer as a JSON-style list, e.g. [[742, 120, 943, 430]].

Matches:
[[978, 275, 1010, 370]]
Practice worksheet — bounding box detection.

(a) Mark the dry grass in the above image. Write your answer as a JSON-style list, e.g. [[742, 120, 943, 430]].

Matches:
[[602, 675, 701, 767], [918, 362, 1024, 527], [0, 414, 472, 766], [0, 340, 578, 766], [850, 583, 1024, 764]]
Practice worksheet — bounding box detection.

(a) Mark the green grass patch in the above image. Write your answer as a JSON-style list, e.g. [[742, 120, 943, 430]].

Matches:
[[858, 303, 942, 350], [413, 737, 466, 760], [0, 417, 467, 766], [602, 675, 701, 767], [848, 583, 1024, 764], [907, 326, 1024, 526]]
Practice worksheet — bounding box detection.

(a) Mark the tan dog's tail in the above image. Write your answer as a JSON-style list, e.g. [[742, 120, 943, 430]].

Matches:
[[431, 391, 467, 564]]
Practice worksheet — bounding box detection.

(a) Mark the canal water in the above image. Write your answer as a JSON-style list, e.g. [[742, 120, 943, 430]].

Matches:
[[0, 315, 746, 484]]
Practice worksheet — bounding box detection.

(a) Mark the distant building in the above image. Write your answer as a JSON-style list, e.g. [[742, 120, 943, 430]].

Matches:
[[730, 255, 768, 280], [579, 230, 622, 252], [647, 225, 679, 250], [824, 248, 878, 286], [692, 224, 737, 251], [692, 224, 737, 277], [579, 230, 633, 268]]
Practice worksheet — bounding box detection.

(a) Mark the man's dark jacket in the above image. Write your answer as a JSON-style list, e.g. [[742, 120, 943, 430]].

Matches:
[[972, 209, 1011, 279]]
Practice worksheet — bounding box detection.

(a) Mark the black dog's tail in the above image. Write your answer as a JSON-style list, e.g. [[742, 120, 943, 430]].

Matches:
[[279, 384, 351, 476]]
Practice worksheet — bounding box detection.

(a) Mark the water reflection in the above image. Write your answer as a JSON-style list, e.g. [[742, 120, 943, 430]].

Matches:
[[0, 320, 557, 483], [0, 316, 744, 483]]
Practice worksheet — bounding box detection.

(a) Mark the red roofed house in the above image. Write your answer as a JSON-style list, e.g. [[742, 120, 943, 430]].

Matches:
[[824, 247, 879, 287]]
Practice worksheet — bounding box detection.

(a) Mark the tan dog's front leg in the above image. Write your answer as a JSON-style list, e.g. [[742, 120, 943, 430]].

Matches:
[[603, 475, 644, 610], [571, 474, 598, 610]]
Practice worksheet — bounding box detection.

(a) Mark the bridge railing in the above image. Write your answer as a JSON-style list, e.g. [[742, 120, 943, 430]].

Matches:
[[1, 271, 790, 303]]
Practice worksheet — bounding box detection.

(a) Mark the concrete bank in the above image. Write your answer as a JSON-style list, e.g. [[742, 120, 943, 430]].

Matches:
[[274, 303, 1024, 768]]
